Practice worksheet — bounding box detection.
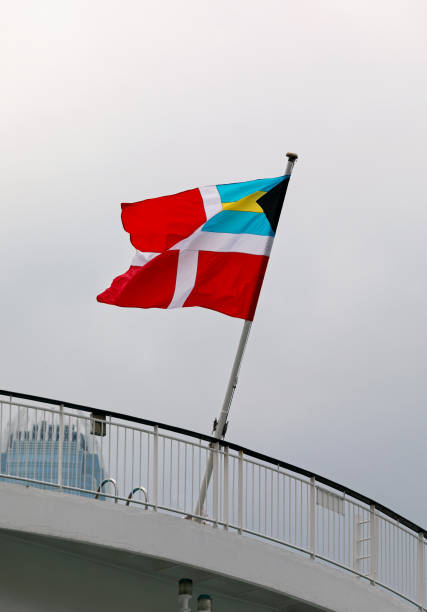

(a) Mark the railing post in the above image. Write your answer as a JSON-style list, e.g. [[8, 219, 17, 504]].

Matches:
[[58, 404, 64, 492], [369, 504, 377, 584], [238, 450, 243, 534], [418, 532, 425, 610], [153, 425, 158, 511], [223, 445, 229, 530], [212, 443, 219, 526], [353, 515, 359, 572], [310, 477, 316, 559]]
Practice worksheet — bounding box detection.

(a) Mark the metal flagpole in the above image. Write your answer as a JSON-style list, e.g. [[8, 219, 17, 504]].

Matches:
[[193, 153, 298, 518]]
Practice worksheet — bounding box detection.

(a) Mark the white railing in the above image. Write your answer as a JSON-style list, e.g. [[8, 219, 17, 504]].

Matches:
[[0, 391, 425, 610]]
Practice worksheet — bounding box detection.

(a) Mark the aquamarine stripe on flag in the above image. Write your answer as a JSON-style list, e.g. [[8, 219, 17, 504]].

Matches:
[[202, 210, 275, 237], [216, 176, 285, 203]]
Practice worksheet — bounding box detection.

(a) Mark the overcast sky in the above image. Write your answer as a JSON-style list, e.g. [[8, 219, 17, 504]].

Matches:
[[1, 0, 426, 526]]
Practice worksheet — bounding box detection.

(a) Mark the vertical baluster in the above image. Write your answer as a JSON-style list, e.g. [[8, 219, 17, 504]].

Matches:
[[223, 446, 229, 530], [139, 431, 142, 499], [66, 413, 71, 491], [169, 439, 173, 508], [418, 532, 425, 610], [191, 445, 194, 513], [251, 462, 255, 535], [177, 441, 181, 510], [282, 473, 286, 544], [107, 416, 111, 483], [237, 450, 243, 534], [212, 443, 218, 526], [370, 504, 377, 584], [131, 429, 135, 495], [153, 426, 158, 511], [115, 425, 119, 498], [58, 404, 63, 491], [332, 491, 336, 561], [258, 465, 261, 534], [294, 479, 297, 546], [310, 477, 316, 559], [300, 480, 303, 548], [338, 495, 341, 564], [162, 439, 166, 508], [184, 442, 188, 515], [25, 406, 29, 481], [7, 399, 11, 478], [276, 466, 280, 541], [270, 469, 273, 537], [264, 467, 267, 535], [290, 478, 293, 544]]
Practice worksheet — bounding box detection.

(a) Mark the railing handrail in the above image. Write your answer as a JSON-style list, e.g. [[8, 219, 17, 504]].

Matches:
[[1, 388, 425, 538]]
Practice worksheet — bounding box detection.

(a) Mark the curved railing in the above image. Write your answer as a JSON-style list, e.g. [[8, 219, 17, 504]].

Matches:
[[0, 389, 425, 610]]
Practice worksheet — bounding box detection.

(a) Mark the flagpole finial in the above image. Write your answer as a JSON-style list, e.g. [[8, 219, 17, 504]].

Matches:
[[286, 152, 298, 162]]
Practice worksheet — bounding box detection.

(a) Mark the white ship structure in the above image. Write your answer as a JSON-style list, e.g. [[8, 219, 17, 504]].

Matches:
[[0, 389, 425, 611]]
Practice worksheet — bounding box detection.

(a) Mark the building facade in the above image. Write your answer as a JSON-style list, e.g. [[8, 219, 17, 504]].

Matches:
[[1, 419, 104, 496]]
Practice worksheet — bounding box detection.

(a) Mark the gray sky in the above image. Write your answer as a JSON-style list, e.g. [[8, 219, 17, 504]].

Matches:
[[1, 0, 426, 526]]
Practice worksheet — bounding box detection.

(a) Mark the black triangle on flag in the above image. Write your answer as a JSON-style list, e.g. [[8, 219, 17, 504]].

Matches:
[[256, 177, 290, 233]]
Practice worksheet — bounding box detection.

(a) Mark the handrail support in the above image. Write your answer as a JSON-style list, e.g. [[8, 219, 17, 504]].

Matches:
[[126, 486, 148, 509], [95, 478, 118, 503]]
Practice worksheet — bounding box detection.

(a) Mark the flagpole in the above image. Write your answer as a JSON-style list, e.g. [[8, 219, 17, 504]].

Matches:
[[193, 153, 298, 518]]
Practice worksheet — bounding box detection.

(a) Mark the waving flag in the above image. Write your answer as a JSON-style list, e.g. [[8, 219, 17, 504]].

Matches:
[[97, 175, 290, 320]]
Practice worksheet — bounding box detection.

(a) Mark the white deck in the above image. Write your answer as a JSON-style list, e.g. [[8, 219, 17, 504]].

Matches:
[[0, 482, 414, 612]]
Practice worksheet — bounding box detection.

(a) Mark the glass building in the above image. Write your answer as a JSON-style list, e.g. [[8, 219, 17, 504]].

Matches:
[[0, 419, 104, 497]]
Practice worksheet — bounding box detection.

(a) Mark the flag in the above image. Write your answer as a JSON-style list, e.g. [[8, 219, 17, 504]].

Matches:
[[97, 175, 290, 320]]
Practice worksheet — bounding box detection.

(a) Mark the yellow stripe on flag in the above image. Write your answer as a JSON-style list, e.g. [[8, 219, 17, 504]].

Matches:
[[221, 190, 266, 213]]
